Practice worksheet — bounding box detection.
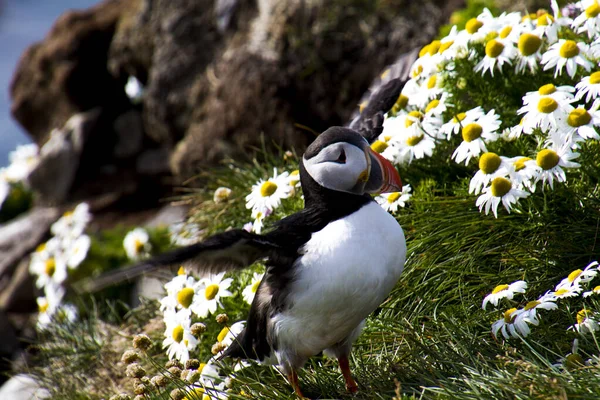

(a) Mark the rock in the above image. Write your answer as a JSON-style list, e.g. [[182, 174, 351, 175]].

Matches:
[[0, 374, 50, 400], [113, 110, 144, 158], [0, 207, 59, 290], [27, 109, 100, 204]]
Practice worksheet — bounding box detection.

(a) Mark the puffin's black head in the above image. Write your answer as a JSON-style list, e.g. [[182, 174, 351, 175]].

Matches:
[[302, 127, 402, 196]]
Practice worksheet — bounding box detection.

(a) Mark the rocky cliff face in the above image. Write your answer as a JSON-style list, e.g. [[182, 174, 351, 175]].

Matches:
[[10, 0, 462, 204]]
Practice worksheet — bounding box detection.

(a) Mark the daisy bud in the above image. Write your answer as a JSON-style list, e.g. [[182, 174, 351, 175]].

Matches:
[[140, 376, 150, 384], [216, 313, 229, 324], [168, 366, 182, 376], [186, 369, 201, 383], [121, 350, 141, 364], [134, 396, 145, 400], [211, 342, 227, 355], [132, 334, 152, 351], [151, 375, 168, 387], [213, 187, 232, 203], [565, 353, 585, 370], [126, 364, 146, 379], [134, 383, 147, 395], [283, 150, 293, 160], [170, 388, 185, 400], [109, 395, 131, 400], [190, 323, 207, 336], [165, 359, 184, 369], [185, 359, 201, 370]]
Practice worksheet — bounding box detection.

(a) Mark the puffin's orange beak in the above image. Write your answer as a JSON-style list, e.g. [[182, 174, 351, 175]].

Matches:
[[365, 148, 402, 194]]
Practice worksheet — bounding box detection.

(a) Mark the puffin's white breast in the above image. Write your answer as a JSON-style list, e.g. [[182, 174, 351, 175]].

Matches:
[[272, 201, 406, 358]]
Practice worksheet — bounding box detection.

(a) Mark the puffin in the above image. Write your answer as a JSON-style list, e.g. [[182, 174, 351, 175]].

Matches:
[[83, 78, 408, 397]]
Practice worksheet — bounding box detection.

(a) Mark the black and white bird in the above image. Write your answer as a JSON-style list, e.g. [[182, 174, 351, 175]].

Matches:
[[84, 79, 407, 397]]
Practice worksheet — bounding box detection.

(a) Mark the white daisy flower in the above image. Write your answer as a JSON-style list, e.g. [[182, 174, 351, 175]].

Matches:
[[482, 280, 527, 310], [125, 76, 144, 104], [5, 143, 39, 182], [533, 1, 573, 44], [405, 74, 443, 109], [123, 227, 152, 260], [440, 107, 485, 140], [492, 307, 529, 339], [29, 252, 68, 289], [375, 185, 412, 214], [469, 152, 513, 195], [437, 26, 463, 61], [476, 177, 530, 218], [65, 234, 91, 269], [571, 308, 600, 333], [194, 272, 233, 318], [572, 0, 600, 39], [506, 156, 539, 191], [36, 284, 65, 329], [515, 32, 544, 74], [213, 187, 232, 203], [51, 203, 92, 239], [503, 119, 527, 141], [552, 285, 583, 299], [169, 221, 202, 246], [517, 294, 558, 325], [555, 105, 600, 144], [583, 285, 600, 297], [160, 274, 203, 315], [163, 309, 198, 363], [242, 272, 264, 305], [424, 95, 449, 119], [519, 93, 575, 135], [217, 321, 246, 349], [245, 168, 292, 213], [287, 169, 301, 188], [556, 261, 599, 291], [541, 39, 592, 79], [522, 83, 575, 107], [526, 143, 580, 190], [395, 129, 437, 165], [575, 71, 600, 103], [474, 38, 517, 76], [452, 109, 501, 165]]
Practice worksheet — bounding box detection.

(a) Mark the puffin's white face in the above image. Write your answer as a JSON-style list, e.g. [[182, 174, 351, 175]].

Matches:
[[303, 141, 370, 194]]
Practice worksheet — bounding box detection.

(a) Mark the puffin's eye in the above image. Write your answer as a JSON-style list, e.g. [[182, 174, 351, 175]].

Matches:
[[334, 149, 346, 164]]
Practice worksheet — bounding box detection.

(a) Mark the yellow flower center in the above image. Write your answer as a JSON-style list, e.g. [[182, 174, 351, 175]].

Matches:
[[387, 192, 401, 203], [177, 287, 195, 308], [217, 327, 230, 343], [177, 266, 186, 275], [537, 13, 554, 26], [198, 363, 207, 373], [514, 157, 532, 171], [568, 269, 583, 282], [590, 71, 600, 84], [427, 40, 441, 55], [425, 99, 440, 113], [134, 239, 145, 254], [396, 94, 409, 110], [504, 308, 517, 323], [462, 123, 483, 142], [577, 309, 590, 324], [485, 39, 504, 58], [251, 279, 261, 293], [412, 65, 423, 78], [38, 299, 49, 313], [593, 285, 600, 293], [419, 44, 430, 58], [567, 108, 592, 127], [466, 18, 483, 34], [371, 140, 388, 153], [63, 210, 74, 218], [205, 284, 219, 300], [406, 135, 424, 146], [537, 97, 558, 114], [490, 177, 512, 197], [36, 242, 47, 253], [427, 75, 437, 89], [524, 300, 540, 311], [359, 101, 368, 113], [522, 13, 537, 22], [260, 181, 277, 197], [491, 284, 509, 294], [45, 258, 56, 277], [518, 33, 542, 56], [539, 84, 556, 95], [554, 289, 569, 296], [479, 152, 501, 174], [586, 2, 600, 18], [486, 31, 499, 41], [559, 40, 579, 59], [439, 41, 454, 53], [172, 325, 184, 343], [499, 26, 512, 39], [405, 111, 423, 127], [453, 112, 467, 123], [536, 149, 560, 170]]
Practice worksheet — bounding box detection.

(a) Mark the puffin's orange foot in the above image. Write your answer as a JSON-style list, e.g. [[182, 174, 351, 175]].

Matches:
[[338, 355, 359, 393], [288, 370, 306, 399]]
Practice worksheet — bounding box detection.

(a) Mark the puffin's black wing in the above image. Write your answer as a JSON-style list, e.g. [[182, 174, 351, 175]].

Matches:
[[76, 229, 279, 293], [349, 78, 406, 143]]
